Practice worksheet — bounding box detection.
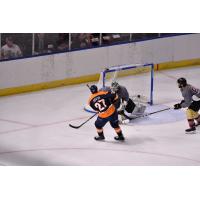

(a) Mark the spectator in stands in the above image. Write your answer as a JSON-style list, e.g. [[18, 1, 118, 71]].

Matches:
[[90, 33, 100, 47], [79, 33, 92, 48], [1, 36, 22, 59], [102, 33, 113, 45], [56, 33, 69, 51], [71, 33, 93, 49]]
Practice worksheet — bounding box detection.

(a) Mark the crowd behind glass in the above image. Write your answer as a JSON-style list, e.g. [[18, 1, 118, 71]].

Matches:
[[0, 33, 186, 60]]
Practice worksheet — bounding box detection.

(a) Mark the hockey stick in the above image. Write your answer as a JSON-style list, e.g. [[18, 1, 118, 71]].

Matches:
[[121, 107, 171, 120], [69, 112, 97, 129], [69, 84, 96, 129], [86, 84, 90, 89]]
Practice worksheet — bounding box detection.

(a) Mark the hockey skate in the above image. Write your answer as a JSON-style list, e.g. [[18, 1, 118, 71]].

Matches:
[[114, 132, 125, 141], [94, 132, 105, 141], [185, 127, 196, 134], [94, 135, 105, 141], [114, 135, 125, 141]]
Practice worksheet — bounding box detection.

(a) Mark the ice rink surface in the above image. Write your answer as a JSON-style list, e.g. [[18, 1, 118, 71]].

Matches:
[[0, 66, 200, 166]]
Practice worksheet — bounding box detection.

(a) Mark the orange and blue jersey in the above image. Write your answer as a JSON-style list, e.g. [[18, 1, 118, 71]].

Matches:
[[88, 91, 118, 118]]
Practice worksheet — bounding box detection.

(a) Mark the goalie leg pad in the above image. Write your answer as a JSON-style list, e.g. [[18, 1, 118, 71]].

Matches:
[[118, 113, 130, 124], [132, 104, 146, 116]]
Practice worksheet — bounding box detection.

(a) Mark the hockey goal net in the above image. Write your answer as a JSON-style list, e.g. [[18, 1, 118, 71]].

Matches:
[[84, 63, 154, 113]]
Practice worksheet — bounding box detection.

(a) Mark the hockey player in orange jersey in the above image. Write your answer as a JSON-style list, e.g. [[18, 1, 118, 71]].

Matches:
[[88, 85, 125, 141]]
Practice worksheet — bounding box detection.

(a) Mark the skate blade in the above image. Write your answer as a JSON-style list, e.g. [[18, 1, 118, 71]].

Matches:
[[185, 130, 196, 134]]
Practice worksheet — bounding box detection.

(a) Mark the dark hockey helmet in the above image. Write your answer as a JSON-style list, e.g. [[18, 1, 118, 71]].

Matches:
[[177, 77, 187, 88], [90, 85, 98, 94]]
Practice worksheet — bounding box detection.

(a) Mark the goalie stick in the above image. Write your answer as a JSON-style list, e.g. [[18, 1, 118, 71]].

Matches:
[[121, 107, 171, 121], [69, 112, 97, 129]]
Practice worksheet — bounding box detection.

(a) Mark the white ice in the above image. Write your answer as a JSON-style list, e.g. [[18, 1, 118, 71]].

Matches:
[[0, 66, 200, 166]]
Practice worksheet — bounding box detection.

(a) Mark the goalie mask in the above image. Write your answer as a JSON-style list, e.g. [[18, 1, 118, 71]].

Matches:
[[111, 81, 120, 92]]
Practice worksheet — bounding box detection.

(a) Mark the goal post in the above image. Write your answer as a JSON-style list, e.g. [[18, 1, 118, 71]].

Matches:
[[84, 63, 154, 113]]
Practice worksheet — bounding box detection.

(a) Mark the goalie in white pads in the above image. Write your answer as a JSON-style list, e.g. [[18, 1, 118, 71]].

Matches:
[[174, 77, 200, 133], [110, 81, 146, 123]]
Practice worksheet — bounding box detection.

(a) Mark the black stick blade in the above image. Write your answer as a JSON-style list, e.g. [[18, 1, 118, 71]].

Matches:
[[69, 124, 81, 129], [68, 113, 97, 129]]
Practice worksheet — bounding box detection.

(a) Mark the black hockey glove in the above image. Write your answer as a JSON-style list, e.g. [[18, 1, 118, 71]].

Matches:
[[174, 103, 181, 110], [180, 100, 185, 104]]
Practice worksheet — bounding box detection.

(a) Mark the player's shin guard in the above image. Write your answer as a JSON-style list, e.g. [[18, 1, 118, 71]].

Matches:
[[114, 127, 125, 141], [94, 128, 105, 140], [132, 103, 146, 116]]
